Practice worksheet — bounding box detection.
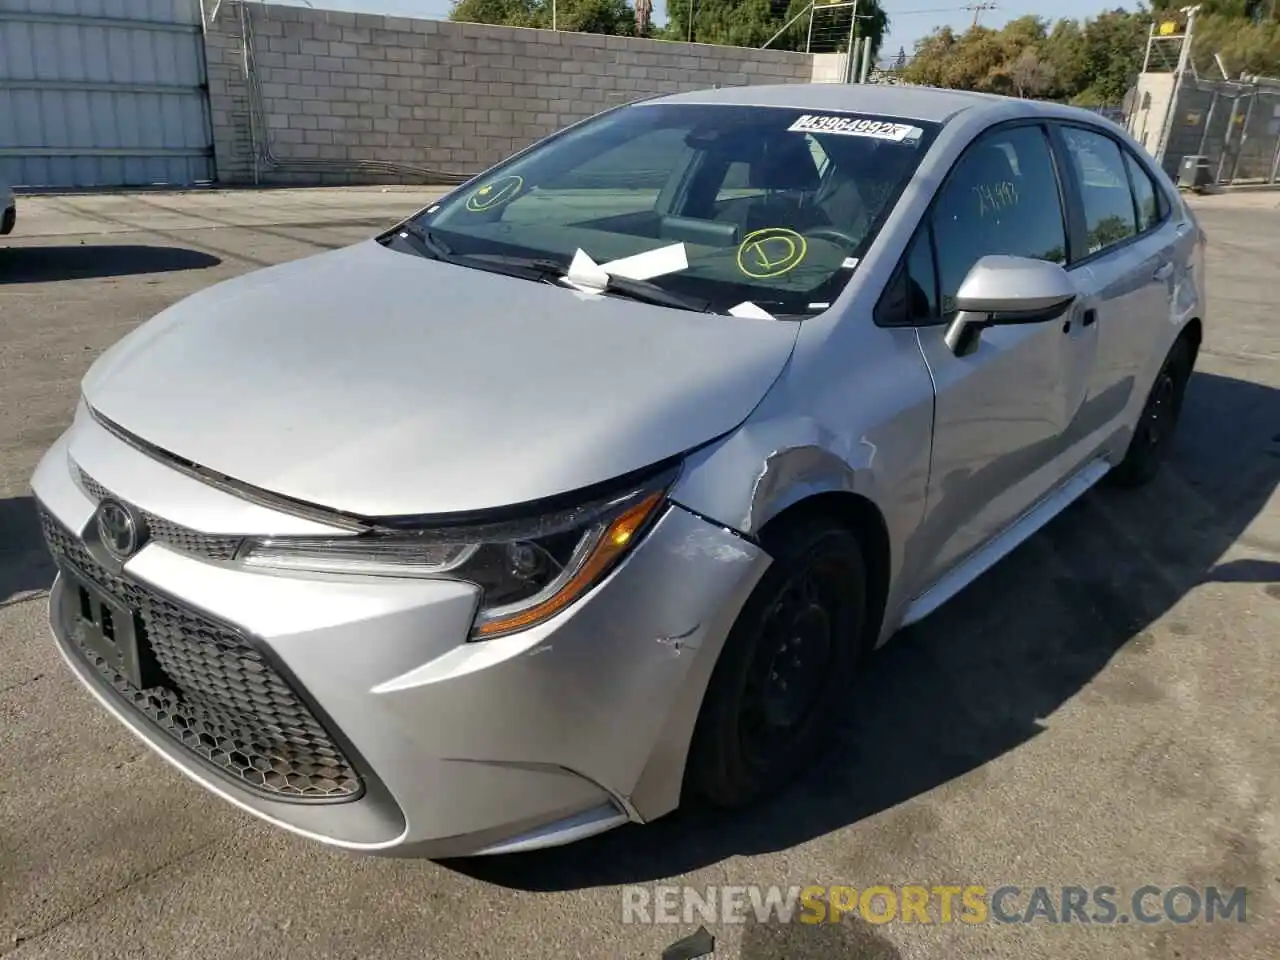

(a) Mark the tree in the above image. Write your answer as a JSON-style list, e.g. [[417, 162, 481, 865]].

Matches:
[[663, 0, 889, 57], [664, 0, 779, 48], [893, 45, 907, 69], [901, 6, 1163, 106], [450, 0, 542, 29], [900, 26, 957, 88], [449, 0, 637, 34], [1072, 8, 1149, 105], [1041, 18, 1088, 100], [1190, 12, 1280, 77], [635, 0, 653, 35], [1009, 47, 1056, 97], [902, 25, 1014, 92]]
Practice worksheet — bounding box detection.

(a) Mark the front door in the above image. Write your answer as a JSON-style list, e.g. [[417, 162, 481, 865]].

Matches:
[[911, 122, 1099, 589]]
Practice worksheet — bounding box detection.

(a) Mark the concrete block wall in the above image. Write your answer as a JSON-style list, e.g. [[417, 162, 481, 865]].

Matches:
[[204, 2, 816, 185], [811, 52, 852, 84]]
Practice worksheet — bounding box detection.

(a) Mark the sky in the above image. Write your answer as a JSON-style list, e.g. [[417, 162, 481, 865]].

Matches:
[[266, 0, 1127, 61]]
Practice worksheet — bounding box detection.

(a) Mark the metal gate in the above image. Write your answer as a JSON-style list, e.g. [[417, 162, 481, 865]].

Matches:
[[0, 0, 214, 188]]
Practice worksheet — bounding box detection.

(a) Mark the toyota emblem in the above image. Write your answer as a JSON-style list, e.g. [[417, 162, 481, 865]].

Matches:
[[96, 498, 143, 561]]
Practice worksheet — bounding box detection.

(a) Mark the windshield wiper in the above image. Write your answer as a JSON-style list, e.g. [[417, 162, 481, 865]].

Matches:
[[394, 221, 453, 259], [464, 253, 713, 314]]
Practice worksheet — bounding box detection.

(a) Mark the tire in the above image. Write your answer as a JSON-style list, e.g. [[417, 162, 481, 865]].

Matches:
[[1109, 336, 1195, 489], [685, 515, 868, 809]]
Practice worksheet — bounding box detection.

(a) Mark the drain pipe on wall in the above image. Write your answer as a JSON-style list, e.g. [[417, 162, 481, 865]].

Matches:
[[238, 1, 259, 185], [221, 1, 473, 185]]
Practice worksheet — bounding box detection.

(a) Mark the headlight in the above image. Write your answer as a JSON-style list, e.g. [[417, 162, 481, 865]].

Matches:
[[236, 467, 677, 639]]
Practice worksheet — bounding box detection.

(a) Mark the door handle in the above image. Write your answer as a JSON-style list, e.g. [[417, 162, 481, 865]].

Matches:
[[1081, 308, 1097, 327], [1153, 262, 1174, 282]]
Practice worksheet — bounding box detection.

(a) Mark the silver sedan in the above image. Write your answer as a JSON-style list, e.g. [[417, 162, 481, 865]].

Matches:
[[31, 82, 1206, 857]]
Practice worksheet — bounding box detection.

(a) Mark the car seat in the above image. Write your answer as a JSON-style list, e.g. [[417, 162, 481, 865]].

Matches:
[[736, 136, 831, 235]]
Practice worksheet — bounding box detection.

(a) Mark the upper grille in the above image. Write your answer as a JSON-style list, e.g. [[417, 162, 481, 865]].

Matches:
[[76, 469, 243, 562], [40, 508, 363, 803]]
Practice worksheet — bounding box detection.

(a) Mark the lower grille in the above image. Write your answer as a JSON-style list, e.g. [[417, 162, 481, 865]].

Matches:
[[40, 507, 363, 803]]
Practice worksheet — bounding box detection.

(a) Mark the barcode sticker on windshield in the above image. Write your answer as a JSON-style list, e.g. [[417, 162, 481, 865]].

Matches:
[[788, 114, 921, 141]]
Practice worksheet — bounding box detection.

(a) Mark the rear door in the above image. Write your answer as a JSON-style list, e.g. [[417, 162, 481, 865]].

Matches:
[[886, 122, 1099, 589], [1049, 123, 1181, 448]]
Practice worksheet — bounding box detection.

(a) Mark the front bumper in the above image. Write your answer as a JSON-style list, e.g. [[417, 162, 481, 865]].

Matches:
[[31, 410, 769, 856]]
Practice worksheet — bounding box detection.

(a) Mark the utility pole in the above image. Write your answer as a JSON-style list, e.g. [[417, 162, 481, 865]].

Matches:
[[964, 2, 997, 29]]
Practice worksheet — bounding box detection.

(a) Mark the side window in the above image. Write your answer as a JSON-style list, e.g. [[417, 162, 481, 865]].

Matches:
[[876, 227, 939, 326], [931, 124, 1067, 316], [806, 134, 831, 178], [719, 161, 754, 194], [1059, 126, 1138, 254], [1123, 149, 1163, 232]]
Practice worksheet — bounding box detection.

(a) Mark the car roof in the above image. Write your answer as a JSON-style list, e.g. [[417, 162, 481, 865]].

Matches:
[[643, 82, 1091, 127]]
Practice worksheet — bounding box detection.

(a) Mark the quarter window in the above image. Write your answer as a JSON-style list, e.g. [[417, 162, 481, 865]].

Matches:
[[1059, 126, 1139, 254], [931, 124, 1067, 317], [877, 227, 938, 326], [1123, 149, 1163, 232]]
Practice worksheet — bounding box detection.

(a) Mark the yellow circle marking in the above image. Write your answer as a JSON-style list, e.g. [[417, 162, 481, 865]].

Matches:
[[736, 227, 809, 279], [465, 175, 524, 212]]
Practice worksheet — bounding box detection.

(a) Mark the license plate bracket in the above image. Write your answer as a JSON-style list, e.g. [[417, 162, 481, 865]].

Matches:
[[70, 575, 163, 690]]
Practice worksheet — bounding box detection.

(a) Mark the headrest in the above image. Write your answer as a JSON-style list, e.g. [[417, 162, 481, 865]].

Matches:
[[748, 137, 821, 192], [961, 145, 1017, 189]]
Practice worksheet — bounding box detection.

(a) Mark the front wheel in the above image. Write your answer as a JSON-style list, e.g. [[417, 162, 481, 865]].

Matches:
[[1109, 336, 1194, 488], [686, 517, 868, 808]]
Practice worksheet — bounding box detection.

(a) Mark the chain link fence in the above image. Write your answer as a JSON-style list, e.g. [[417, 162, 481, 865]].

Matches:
[[1146, 75, 1280, 186]]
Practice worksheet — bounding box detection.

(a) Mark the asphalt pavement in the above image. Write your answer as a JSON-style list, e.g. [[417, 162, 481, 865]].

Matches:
[[0, 187, 1277, 959]]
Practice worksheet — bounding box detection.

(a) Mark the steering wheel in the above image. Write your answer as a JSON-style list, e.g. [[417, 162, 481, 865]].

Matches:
[[802, 226, 859, 248]]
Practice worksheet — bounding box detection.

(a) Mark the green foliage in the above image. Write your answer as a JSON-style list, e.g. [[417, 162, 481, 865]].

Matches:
[[449, 0, 641, 36], [902, 3, 1280, 106], [1191, 12, 1280, 77], [449, 0, 1278, 84], [663, 0, 779, 48], [451, 0, 891, 53], [663, 0, 888, 56]]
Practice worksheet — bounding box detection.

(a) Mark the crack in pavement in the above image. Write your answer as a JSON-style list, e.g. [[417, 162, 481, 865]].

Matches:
[[0, 828, 243, 956], [0, 673, 45, 696]]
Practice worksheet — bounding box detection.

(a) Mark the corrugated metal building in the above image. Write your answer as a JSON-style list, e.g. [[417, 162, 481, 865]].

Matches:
[[0, 0, 214, 187]]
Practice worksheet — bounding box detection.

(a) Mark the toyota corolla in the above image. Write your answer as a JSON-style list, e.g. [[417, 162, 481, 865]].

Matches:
[[31, 83, 1205, 857]]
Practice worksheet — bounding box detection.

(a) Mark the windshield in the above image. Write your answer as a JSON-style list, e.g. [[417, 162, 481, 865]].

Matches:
[[407, 102, 939, 317]]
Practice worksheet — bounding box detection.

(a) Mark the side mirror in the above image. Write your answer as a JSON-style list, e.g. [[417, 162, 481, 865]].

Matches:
[[944, 255, 1077, 357]]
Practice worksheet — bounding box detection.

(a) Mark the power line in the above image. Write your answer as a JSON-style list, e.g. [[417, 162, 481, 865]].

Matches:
[[963, 1, 998, 28], [886, 5, 983, 14]]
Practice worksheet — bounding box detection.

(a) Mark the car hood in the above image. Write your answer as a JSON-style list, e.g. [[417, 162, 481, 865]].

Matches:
[[82, 240, 799, 517]]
